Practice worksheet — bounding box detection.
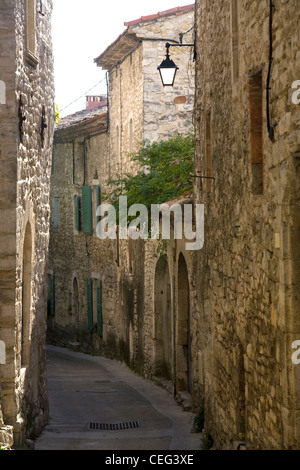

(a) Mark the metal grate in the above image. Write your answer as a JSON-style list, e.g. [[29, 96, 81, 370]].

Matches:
[[89, 421, 140, 431]]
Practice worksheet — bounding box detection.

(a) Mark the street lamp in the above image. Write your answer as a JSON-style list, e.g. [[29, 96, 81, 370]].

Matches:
[[157, 41, 195, 87], [157, 43, 179, 87]]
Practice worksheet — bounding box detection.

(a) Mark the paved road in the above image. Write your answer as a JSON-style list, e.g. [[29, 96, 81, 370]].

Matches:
[[34, 345, 202, 451]]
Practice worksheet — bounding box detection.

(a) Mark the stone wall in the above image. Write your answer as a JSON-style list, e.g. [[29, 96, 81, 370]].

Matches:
[[98, 6, 195, 178], [48, 112, 125, 359], [0, 0, 54, 446], [49, 5, 197, 412], [194, 0, 300, 450]]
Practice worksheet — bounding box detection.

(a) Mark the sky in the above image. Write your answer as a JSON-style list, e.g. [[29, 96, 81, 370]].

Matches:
[[52, 0, 194, 117]]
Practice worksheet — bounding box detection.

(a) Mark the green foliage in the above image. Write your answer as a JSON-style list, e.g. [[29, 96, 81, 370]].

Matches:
[[54, 103, 61, 125], [104, 131, 194, 216], [0, 443, 10, 450]]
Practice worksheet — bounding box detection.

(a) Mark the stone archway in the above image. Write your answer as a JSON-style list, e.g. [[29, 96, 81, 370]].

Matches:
[[154, 256, 172, 379], [176, 253, 192, 392], [22, 222, 32, 366]]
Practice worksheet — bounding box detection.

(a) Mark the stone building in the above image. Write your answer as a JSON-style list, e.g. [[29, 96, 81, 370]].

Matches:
[[48, 4, 196, 397], [94, 3, 195, 178], [94, 4, 196, 384], [0, 0, 54, 446], [194, 0, 300, 449], [47, 105, 121, 356]]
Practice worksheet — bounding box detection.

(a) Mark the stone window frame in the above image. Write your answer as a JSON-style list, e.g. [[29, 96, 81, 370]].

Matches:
[[25, 0, 39, 67]]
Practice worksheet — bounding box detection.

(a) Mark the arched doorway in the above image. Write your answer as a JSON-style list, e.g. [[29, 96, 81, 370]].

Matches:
[[176, 253, 192, 392], [154, 256, 172, 379], [22, 222, 32, 366]]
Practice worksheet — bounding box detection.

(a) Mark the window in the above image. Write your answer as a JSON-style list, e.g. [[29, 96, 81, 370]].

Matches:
[[53, 197, 59, 228], [25, 0, 38, 66], [248, 69, 263, 195]]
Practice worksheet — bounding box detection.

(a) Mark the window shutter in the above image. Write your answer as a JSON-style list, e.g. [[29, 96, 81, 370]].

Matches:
[[97, 279, 102, 337], [82, 186, 93, 234], [87, 278, 93, 331], [96, 185, 101, 224], [50, 274, 55, 317], [75, 195, 81, 231]]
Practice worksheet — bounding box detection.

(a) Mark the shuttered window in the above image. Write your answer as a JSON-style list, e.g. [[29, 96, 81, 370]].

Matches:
[[82, 186, 93, 234]]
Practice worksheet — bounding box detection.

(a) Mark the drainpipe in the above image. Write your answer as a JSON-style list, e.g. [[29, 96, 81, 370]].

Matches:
[[266, 0, 277, 141]]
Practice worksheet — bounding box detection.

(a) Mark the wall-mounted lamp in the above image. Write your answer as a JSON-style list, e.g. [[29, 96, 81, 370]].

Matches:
[[157, 42, 195, 87]]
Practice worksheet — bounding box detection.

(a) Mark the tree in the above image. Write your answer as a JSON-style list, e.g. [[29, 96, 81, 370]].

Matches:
[[104, 131, 194, 216]]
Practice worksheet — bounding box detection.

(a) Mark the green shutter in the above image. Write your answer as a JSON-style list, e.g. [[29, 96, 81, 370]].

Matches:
[[50, 274, 55, 317], [75, 195, 81, 231], [97, 279, 102, 337], [87, 278, 93, 331], [82, 186, 93, 234], [96, 185, 101, 224]]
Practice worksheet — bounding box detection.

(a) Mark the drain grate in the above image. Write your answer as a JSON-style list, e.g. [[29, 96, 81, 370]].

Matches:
[[89, 421, 140, 431]]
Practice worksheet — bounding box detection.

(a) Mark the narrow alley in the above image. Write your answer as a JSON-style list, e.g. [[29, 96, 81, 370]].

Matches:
[[34, 346, 201, 451]]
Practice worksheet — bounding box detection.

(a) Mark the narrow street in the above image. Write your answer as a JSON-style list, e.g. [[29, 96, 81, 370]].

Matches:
[[34, 345, 201, 451]]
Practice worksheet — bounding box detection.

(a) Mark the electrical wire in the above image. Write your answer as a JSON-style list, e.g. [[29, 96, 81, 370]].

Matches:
[[59, 76, 107, 113]]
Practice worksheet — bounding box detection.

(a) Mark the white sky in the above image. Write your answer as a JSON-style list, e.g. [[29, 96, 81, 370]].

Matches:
[[52, 0, 194, 116]]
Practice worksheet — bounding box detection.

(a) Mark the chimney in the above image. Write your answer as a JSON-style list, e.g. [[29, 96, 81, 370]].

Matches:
[[86, 95, 107, 111]]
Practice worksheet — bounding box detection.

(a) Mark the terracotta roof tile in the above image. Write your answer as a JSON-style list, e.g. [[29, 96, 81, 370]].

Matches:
[[124, 3, 195, 27]]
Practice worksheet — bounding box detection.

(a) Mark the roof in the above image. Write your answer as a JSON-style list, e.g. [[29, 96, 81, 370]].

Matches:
[[94, 30, 139, 70], [124, 4, 195, 27], [54, 105, 107, 140], [94, 3, 195, 70]]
